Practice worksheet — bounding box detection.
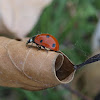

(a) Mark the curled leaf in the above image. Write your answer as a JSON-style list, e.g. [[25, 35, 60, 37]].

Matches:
[[0, 37, 75, 91]]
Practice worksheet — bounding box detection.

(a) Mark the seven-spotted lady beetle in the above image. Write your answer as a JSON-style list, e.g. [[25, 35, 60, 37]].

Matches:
[[26, 34, 59, 52]]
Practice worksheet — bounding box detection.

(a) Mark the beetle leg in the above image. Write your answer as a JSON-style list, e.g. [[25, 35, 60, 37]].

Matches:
[[42, 46, 48, 53], [26, 42, 31, 48], [37, 44, 41, 50], [38, 46, 41, 50], [31, 42, 33, 46], [46, 49, 48, 53]]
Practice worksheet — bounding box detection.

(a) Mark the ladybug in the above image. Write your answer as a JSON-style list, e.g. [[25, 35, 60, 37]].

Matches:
[[26, 34, 59, 52]]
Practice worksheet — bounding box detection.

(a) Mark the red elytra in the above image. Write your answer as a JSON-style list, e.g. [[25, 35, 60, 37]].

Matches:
[[26, 34, 59, 51], [34, 34, 59, 51]]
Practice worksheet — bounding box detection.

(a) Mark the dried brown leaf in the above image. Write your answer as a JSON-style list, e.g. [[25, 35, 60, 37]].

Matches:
[[0, 37, 75, 91]]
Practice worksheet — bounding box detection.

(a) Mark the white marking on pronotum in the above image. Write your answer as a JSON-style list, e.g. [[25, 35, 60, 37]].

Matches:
[[30, 38, 32, 42]]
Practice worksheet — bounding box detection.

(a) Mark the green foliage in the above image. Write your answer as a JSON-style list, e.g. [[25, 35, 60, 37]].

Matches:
[[0, 0, 99, 99], [93, 0, 100, 9]]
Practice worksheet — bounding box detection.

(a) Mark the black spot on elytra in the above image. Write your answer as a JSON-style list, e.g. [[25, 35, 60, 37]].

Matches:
[[52, 44, 56, 47], [46, 35, 50, 38], [40, 40, 43, 43]]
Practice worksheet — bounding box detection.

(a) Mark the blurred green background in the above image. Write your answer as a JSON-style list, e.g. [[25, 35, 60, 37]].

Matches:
[[0, 0, 100, 100]]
